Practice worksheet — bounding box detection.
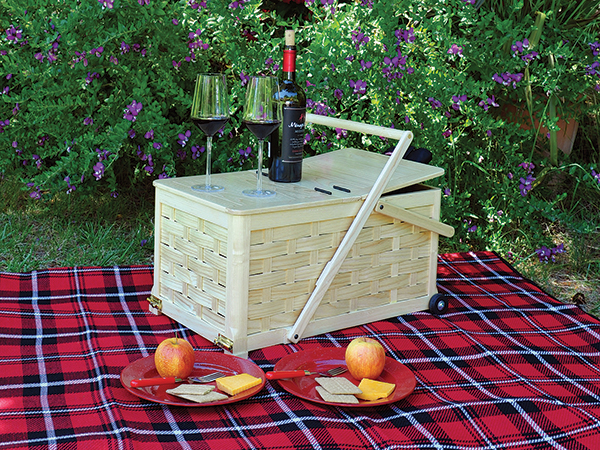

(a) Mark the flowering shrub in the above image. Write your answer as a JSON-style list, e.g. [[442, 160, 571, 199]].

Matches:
[[1, 0, 599, 262]]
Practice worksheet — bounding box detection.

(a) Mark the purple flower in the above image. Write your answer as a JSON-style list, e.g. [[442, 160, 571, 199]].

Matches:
[[427, 97, 442, 109], [93, 162, 105, 180], [98, 0, 114, 8], [85, 72, 99, 84], [28, 184, 42, 200], [451, 94, 467, 111], [442, 129, 452, 138], [229, 0, 249, 8], [138, 0, 149, 4], [591, 167, 600, 185], [128, 129, 136, 138], [334, 88, 343, 100], [519, 161, 535, 173], [335, 128, 348, 139], [124, 100, 143, 121], [349, 79, 367, 95], [178, 130, 191, 147], [492, 72, 523, 89], [590, 41, 600, 56], [511, 39, 529, 54], [191, 145, 205, 159], [0, 118, 10, 133], [521, 51, 539, 63], [6, 25, 23, 42], [351, 27, 370, 50], [145, 129, 154, 139], [240, 71, 250, 87], [359, 59, 372, 71], [395, 28, 415, 45], [535, 243, 565, 263], [478, 95, 499, 111], [90, 47, 104, 57], [189, 0, 207, 10], [153, 142, 162, 150], [586, 61, 600, 76], [84, 117, 93, 125], [463, 219, 476, 233], [307, 99, 334, 116], [519, 174, 535, 196], [443, 188, 451, 196], [96, 148, 111, 161], [64, 176, 76, 194], [448, 44, 463, 56]]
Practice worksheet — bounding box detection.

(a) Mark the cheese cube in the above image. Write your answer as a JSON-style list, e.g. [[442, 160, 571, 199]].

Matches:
[[216, 373, 262, 396], [355, 378, 396, 401]]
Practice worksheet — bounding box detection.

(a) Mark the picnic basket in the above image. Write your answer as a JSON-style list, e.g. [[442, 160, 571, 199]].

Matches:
[[149, 114, 454, 357]]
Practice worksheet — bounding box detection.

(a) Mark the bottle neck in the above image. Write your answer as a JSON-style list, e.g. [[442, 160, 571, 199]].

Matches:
[[283, 47, 296, 81]]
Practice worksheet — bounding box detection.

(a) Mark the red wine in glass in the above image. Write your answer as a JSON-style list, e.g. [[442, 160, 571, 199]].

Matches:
[[192, 117, 230, 138], [243, 120, 281, 141], [242, 76, 282, 198], [190, 73, 230, 192]]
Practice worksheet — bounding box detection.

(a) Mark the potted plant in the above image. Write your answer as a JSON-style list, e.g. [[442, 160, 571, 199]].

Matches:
[[478, 0, 600, 165]]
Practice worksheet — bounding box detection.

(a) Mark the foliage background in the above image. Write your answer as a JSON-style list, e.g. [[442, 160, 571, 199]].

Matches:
[[1, 0, 599, 306]]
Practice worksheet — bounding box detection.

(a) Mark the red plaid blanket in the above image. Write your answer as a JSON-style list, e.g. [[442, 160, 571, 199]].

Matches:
[[1, 252, 599, 449]]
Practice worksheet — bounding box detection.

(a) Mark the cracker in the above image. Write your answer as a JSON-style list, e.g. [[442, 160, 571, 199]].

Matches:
[[316, 386, 360, 404], [166, 384, 215, 396], [171, 391, 229, 404], [315, 377, 362, 395]]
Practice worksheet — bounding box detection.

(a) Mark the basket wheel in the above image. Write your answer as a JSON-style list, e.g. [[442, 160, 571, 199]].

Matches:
[[429, 293, 449, 315]]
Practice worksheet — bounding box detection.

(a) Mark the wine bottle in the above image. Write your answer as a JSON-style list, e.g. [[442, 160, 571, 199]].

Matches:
[[269, 29, 306, 183]]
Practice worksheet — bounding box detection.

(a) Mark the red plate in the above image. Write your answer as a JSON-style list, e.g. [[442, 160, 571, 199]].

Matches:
[[120, 351, 265, 407], [274, 347, 416, 407]]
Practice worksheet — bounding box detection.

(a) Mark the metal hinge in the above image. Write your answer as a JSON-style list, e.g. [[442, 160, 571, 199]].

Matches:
[[147, 295, 163, 314], [214, 334, 234, 352]]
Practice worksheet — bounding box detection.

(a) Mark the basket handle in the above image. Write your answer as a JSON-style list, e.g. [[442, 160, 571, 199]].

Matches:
[[376, 200, 455, 238], [305, 113, 408, 141], [286, 119, 413, 344]]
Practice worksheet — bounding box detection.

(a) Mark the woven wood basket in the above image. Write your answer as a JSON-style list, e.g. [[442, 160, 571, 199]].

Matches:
[[150, 115, 453, 357]]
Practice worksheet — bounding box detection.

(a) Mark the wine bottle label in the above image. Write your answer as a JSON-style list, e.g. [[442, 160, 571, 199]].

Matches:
[[281, 107, 305, 163]]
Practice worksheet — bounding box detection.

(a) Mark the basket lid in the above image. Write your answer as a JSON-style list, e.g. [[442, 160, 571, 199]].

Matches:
[[154, 148, 444, 214]]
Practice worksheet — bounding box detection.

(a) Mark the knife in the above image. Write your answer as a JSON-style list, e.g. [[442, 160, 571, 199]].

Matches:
[[265, 370, 316, 380], [130, 371, 224, 387]]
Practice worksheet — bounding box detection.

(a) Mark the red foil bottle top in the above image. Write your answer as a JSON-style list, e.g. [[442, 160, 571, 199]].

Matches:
[[283, 49, 296, 73]]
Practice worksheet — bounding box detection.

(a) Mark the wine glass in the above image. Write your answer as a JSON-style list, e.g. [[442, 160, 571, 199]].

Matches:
[[190, 73, 230, 192], [242, 76, 282, 197]]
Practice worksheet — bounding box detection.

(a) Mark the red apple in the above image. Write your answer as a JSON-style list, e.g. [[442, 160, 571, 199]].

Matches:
[[344, 337, 386, 381], [154, 336, 195, 378]]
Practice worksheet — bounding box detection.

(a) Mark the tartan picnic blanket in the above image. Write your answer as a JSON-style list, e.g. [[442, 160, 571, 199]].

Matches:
[[1, 251, 600, 450]]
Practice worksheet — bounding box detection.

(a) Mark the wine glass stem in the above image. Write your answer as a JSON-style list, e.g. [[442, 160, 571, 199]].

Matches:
[[256, 139, 264, 193], [205, 136, 213, 188]]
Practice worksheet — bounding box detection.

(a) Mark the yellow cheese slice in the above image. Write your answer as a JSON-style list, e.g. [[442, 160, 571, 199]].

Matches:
[[216, 373, 262, 396], [355, 378, 396, 401]]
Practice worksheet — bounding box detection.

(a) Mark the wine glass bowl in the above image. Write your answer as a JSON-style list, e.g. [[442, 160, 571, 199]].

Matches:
[[190, 73, 230, 192], [242, 76, 282, 197]]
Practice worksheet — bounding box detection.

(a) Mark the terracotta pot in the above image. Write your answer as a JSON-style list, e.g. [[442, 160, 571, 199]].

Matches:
[[499, 102, 579, 156]]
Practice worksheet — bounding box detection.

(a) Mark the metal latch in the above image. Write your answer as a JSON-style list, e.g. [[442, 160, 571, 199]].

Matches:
[[214, 334, 234, 352], [147, 295, 163, 314]]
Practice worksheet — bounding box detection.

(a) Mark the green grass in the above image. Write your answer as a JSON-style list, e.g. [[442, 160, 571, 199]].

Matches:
[[0, 177, 154, 272]]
